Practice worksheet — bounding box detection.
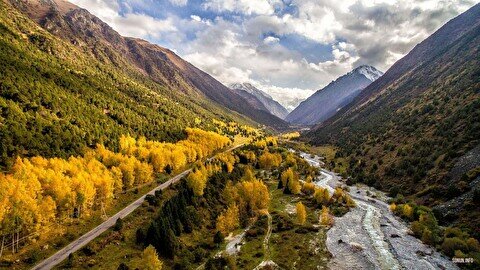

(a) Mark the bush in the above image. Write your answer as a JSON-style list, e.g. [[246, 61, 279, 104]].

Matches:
[[205, 254, 236, 270], [421, 228, 435, 245], [145, 194, 159, 206], [466, 237, 480, 252], [411, 221, 425, 238], [114, 218, 123, 231], [136, 228, 146, 245], [441, 237, 468, 257], [444, 227, 468, 239], [193, 248, 207, 263], [117, 263, 130, 270], [214, 231, 224, 244]]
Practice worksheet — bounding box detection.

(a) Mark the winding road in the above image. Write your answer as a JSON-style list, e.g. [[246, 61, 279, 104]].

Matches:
[[299, 152, 458, 270], [32, 144, 244, 270]]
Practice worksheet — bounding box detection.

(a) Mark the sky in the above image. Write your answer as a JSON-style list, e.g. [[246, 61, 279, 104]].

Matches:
[[68, 0, 478, 111]]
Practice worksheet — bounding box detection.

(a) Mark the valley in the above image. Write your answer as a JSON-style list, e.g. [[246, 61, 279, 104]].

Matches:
[[301, 153, 458, 270], [0, 0, 479, 269]]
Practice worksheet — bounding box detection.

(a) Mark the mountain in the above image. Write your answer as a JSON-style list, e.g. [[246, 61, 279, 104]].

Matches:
[[7, 0, 287, 129], [0, 0, 283, 169], [286, 65, 383, 125], [305, 4, 480, 235], [230, 83, 289, 119]]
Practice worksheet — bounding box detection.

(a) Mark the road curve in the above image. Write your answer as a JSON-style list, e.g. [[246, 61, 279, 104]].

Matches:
[[32, 144, 244, 270]]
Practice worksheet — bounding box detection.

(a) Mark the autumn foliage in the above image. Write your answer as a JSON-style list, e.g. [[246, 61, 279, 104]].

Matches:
[[258, 151, 282, 169], [0, 128, 230, 253], [296, 202, 307, 225]]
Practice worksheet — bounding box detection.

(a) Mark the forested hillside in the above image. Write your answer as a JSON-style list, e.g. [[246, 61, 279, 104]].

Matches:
[[0, 0, 256, 169], [8, 0, 287, 129], [305, 4, 480, 236]]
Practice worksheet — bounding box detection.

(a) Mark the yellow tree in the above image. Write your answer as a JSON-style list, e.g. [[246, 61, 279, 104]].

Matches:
[[236, 180, 270, 212], [296, 202, 307, 225], [402, 204, 414, 220], [141, 245, 163, 270], [302, 182, 316, 195], [187, 166, 208, 196], [119, 135, 137, 155], [241, 167, 256, 182], [258, 152, 282, 169], [281, 168, 294, 187], [216, 204, 240, 235], [134, 161, 154, 185], [314, 187, 331, 206], [320, 206, 334, 226], [216, 152, 236, 173], [288, 177, 301, 194]]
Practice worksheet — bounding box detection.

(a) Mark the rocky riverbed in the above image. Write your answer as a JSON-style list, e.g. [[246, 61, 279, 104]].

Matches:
[[299, 152, 458, 270]]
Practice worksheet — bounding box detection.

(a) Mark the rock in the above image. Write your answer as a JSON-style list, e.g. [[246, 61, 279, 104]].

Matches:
[[338, 239, 344, 244], [390, 234, 401, 238], [349, 242, 364, 252], [380, 223, 388, 227], [416, 250, 427, 257]]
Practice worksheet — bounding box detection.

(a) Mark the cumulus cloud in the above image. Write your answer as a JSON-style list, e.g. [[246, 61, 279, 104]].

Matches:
[[68, 0, 479, 110], [202, 0, 276, 15], [254, 83, 316, 111], [263, 36, 280, 44]]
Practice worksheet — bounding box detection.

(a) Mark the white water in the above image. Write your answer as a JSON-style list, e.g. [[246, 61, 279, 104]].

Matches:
[[362, 202, 402, 270]]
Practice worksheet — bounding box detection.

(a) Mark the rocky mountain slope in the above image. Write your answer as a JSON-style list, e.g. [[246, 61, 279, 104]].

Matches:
[[286, 66, 383, 125], [305, 4, 480, 236], [230, 83, 289, 119], [9, 0, 287, 129]]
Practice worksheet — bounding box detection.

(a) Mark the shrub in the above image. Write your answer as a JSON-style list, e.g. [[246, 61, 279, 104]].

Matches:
[[214, 231, 224, 244], [114, 218, 124, 231], [466, 237, 480, 252], [421, 228, 435, 245], [302, 182, 316, 195], [411, 221, 425, 238], [441, 237, 468, 257], [117, 263, 130, 270], [444, 227, 468, 239]]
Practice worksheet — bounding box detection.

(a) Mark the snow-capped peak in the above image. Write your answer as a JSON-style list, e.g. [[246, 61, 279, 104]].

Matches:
[[354, 65, 384, 81], [229, 83, 273, 99]]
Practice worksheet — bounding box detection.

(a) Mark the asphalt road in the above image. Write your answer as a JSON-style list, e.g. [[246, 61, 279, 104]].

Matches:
[[32, 143, 243, 270]]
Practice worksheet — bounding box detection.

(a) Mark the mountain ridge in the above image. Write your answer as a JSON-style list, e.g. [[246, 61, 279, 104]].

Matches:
[[305, 4, 480, 236], [230, 83, 289, 119], [286, 65, 383, 125], [9, 0, 288, 128]]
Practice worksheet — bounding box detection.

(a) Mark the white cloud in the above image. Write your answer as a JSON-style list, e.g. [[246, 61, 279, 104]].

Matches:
[[263, 36, 280, 44], [190, 15, 201, 22], [169, 0, 188, 7], [68, 0, 479, 110], [254, 83, 316, 111], [202, 0, 276, 15]]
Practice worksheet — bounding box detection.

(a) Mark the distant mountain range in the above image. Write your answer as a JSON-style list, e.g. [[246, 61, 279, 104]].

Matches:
[[286, 65, 383, 125], [230, 83, 289, 119], [8, 0, 287, 129], [305, 3, 480, 236]]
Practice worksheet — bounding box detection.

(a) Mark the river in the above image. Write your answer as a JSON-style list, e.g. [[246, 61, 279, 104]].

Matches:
[[299, 152, 458, 270]]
